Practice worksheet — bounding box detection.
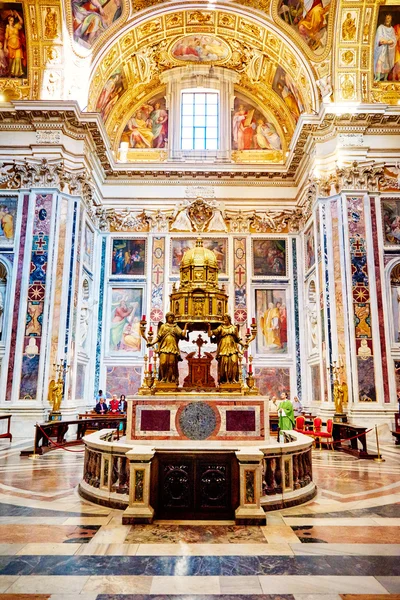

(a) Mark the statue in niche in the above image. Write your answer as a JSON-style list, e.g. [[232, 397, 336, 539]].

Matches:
[[147, 312, 191, 383], [206, 314, 244, 384], [308, 306, 318, 351], [307, 289, 318, 353]]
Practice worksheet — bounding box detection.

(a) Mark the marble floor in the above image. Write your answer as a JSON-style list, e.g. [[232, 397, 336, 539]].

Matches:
[[0, 436, 399, 599]]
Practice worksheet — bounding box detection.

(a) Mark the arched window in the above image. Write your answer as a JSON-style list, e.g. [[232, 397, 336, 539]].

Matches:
[[181, 90, 219, 150]]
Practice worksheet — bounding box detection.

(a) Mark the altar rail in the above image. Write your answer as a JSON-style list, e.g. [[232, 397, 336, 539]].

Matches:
[[79, 429, 316, 516]]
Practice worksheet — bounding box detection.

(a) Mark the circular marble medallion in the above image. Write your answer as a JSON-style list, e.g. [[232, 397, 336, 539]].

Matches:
[[179, 402, 217, 440]]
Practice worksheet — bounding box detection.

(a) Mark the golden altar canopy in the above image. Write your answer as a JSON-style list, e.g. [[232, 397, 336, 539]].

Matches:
[[170, 238, 228, 330]]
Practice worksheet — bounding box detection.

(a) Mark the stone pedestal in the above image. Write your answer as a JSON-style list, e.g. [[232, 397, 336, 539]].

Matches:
[[122, 447, 155, 524], [48, 411, 62, 422], [334, 412, 348, 423], [235, 448, 266, 525]]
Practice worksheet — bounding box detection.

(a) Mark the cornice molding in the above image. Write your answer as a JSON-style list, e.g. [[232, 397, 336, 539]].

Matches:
[[0, 102, 400, 185]]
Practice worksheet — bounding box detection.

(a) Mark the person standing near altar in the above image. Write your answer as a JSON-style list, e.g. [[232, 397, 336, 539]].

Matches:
[[278, 393, 295, 431]]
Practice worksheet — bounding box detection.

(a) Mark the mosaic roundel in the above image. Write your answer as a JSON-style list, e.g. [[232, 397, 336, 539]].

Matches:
[[179, 402, 217, 440]]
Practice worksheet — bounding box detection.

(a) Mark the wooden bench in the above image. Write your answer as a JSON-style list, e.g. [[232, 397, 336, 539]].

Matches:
[[20, 416, 126, 456]]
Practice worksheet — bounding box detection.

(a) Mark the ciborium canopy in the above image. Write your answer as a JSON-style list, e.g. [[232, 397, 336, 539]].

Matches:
[[170, 238, 228, 331]]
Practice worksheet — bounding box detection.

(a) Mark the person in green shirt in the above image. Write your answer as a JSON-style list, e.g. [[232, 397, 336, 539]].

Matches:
[[278, 392, 295, 431]]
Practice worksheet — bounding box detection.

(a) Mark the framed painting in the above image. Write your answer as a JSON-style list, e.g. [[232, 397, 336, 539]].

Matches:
[[374, 6, 400, 83], [83, 223, 94, 269], [0, 4, 27, 79], [252, 238, 287, 278], [0, 196, 17, 247], [382, 199, 400, 248], [170, 238, 227, 275], [108, 287, 143, 354], [255, 288, 288, 354], [111, 238, 146, 277], [304, 224, 315, 272]]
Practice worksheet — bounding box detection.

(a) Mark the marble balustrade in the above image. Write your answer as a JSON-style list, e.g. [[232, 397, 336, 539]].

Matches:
[[80, 429, 316, 518]]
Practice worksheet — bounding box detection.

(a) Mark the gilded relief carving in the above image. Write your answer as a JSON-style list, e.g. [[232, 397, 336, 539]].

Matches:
[[341, 10, 358, 43]]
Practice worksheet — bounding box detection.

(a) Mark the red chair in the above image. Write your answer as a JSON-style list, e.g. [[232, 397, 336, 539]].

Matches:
[[294, 416, 313, 436], [318, 418, 334, 450], [311, 417, 323, 449]]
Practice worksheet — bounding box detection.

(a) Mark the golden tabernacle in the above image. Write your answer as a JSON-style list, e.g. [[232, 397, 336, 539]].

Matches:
[[170, 238, 229, 330]]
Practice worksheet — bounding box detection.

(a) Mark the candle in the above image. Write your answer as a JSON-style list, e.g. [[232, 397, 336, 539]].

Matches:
[[246, 328, 250, 335], [149, 364, 153, 372], [149, 326, 153, 333], [251, 317, 256, 324], [142, 315, 146, 321], [248, 364, 253, 374]]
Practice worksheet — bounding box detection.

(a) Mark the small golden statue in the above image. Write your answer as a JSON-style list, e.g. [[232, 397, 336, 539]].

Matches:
[[48, 378, 63, 413], [332, 359, 348, 416], [48, 360, 69, 420]]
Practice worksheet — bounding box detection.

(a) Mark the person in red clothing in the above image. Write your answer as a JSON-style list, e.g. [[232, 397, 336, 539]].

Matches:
[[109, 394, 120, 413]]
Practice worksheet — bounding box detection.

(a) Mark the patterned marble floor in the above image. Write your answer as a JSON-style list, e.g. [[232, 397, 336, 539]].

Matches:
[[0, 436, 399, 599]]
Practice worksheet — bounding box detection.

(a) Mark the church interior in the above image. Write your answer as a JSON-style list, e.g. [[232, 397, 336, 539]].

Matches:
[[0, 0, 400, 597]]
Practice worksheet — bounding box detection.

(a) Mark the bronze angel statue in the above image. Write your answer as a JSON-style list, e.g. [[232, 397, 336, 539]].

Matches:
[[147, 312, 191, 383]]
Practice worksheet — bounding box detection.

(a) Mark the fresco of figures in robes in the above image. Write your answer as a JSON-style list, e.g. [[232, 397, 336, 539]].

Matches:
[[272, 66, 304, 123], [71, 0, 123, 49], [278, 0, 332, 55], [120, 97, 168, 150], [96, 67, 127, 122], [171, 34, 230, 63], [256, 289, 288, 354], [374, 7, 400, 82], [232, 97, 282, 153], [109, 288, 143, 353]]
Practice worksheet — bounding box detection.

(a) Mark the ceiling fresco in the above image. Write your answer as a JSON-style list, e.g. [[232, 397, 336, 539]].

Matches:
[[87, 6, 318, 155], [0, 0, 397, 176]]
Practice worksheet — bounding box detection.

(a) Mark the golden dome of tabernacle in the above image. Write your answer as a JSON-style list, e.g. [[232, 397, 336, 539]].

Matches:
[[181, 238, 218, 270], [170, 237, 228, 330]]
